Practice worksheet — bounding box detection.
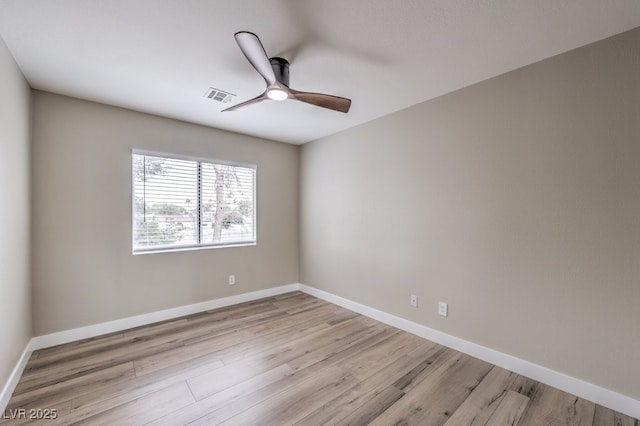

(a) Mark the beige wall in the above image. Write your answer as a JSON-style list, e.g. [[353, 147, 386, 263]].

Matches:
[[300, 28, 640, 399], [16, 23, 640, 404], [31, 92, 299, 334], [0, 36, 32, 388]]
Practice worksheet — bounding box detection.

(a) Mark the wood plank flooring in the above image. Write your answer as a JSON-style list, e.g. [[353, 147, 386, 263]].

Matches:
[[1, 292, 637, 425]]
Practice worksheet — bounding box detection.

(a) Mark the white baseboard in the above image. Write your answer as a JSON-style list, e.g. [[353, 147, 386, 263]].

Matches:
[[2, 284, 299, 412], [298, 283, 640, 420], [0, 341, 34, 412], [30, 284, 299, 350], [5, 282, 638, 419]]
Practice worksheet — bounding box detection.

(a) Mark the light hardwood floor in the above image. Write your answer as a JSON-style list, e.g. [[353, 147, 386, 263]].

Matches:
[[1, 292, 637, 425]]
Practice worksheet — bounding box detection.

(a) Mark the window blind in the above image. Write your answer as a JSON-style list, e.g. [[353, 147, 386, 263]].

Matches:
[[132, 152, 256, 253]]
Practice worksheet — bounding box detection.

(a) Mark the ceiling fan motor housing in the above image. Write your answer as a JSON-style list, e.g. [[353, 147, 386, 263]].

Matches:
[[270, 57, 290, 86]]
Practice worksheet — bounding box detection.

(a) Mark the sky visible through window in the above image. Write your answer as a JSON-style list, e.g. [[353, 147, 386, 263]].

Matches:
[[133, 153, 255, 252]]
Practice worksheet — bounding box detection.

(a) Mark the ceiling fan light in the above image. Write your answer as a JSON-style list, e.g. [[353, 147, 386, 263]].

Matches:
[[267, 88, 288, 101]]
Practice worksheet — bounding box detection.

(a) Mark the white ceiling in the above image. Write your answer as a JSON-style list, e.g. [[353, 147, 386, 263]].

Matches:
[[1, 1, 639, 145]]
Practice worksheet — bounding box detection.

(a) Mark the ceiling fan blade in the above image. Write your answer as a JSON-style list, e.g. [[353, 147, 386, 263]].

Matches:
[[234, 31, 276, 86], [221, 93, 268, 112], [289, 89, 352, 113]]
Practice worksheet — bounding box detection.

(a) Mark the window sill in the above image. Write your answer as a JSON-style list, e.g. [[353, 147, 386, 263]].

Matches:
[[132, 242, 256, 255]]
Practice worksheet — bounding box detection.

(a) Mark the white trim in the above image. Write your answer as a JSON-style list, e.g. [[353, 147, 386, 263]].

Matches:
[[2, 284, 298, 412], [298, 283, 640, 420], [131, 149, 257, 170], [30, 284, 298, 351], [6, 283, 638, 419], [0, 341, 34, 412], [132, 241, 257, 256]]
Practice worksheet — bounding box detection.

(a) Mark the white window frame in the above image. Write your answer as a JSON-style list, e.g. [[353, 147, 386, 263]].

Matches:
[[132, 149, 257, 254]]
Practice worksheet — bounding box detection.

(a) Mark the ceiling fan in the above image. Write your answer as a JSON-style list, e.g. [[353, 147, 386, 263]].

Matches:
[[223, 31, 351, 113]]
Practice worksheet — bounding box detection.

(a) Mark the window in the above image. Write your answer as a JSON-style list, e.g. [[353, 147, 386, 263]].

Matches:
[[132, 151, 256, 253]]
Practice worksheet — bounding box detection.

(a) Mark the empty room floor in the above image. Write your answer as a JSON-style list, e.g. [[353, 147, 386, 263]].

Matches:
[[2, 292, 637, 425]]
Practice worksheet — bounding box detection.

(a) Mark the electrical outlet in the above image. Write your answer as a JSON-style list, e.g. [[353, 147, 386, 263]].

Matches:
[[228, 275, 235, 285], [438, 301, 448, 317], [410, 294, 418, 307]]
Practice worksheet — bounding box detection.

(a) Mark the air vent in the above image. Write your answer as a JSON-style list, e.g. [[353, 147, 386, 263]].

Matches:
[[204, 87, 235, 103]]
